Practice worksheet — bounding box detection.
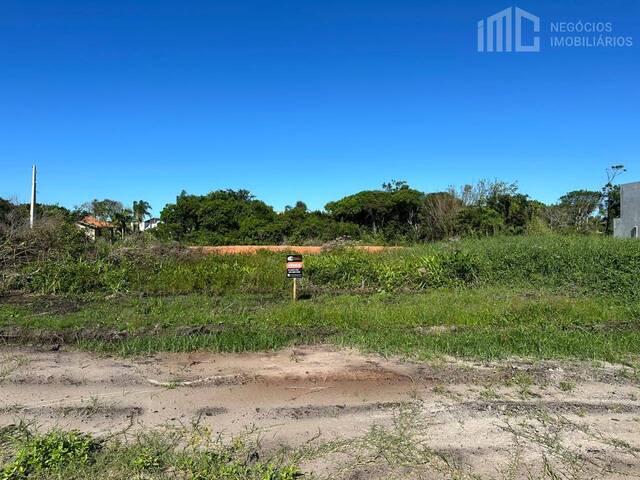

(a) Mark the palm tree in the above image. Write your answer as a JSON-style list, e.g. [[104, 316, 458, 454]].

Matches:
[[132, 200, 152, 231], [113, 209, 134, 239]]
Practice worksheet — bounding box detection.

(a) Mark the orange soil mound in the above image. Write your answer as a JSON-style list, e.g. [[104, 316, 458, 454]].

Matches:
[[190, 245, 393, 255]]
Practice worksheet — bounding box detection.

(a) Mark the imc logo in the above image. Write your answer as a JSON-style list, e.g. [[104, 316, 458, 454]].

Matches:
[[477, 7, 540, 52]]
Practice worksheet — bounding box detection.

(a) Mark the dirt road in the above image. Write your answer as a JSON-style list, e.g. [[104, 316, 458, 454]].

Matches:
[[1, 346, 639, 478]]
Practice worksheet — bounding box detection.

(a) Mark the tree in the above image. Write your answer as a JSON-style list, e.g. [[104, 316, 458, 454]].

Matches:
[[418, 192, 462, 241], [159, 189, 280, 244], [451, 180, 518, 207], [601, 165, 625, 234], [326, 191, 393, 236], [558, 190, 602, 232], [382, 179, 409, 192], [447, 180, 539, 236], [455, 206, 504, 236], [81, 199, 124, 221], [132, 200, 152, 230], [326, 185, 423, 240], [112, 209, 134, 238], [0, 198, 13, 223], [486, 193, 540, 234]]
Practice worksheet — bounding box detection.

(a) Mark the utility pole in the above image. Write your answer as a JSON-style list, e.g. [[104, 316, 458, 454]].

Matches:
[[30, 165, 36, 229]]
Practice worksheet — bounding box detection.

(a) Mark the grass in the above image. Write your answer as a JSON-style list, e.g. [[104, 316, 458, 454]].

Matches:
[[8, 234, 640, 300], [0, 423, 300, 480], [1, 286, 639, 362], [2, 234, 640, 362]]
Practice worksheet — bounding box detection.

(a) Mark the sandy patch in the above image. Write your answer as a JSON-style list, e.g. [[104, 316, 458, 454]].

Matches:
[[0, 346, 639, 478]]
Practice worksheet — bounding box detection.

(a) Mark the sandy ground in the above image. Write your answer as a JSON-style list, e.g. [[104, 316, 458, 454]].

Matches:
[[190, 245, 395, 254], [1, 345, 639, 478]]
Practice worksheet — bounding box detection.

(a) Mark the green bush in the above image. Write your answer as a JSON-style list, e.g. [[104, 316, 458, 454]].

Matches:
[[0, 426, 300, 480], [9, 234, 640, 300], [1, 430, 97, 480]]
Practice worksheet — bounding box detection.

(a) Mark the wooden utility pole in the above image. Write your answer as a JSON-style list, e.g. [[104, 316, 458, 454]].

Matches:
[[29, 165, 36, 229]]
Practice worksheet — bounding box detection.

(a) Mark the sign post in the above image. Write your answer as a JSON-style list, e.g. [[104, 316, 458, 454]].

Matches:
[[286, 254, 303, 301]]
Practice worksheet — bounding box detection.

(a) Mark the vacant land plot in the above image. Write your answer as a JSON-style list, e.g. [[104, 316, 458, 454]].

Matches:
[[1, 235, 639, 478]]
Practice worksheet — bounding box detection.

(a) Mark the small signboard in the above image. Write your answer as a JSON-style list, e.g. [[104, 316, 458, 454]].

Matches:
[[286, 254, 303, 278]]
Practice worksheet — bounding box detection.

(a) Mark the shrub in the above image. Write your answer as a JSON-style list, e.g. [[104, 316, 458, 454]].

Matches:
[[8, 234, 640, 300], [1, 430, 97, 480]]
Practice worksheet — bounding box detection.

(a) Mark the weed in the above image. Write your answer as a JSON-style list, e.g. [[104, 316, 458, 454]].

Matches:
[[0, 430, 97, 480], [131, 447, 165, 472], [559, 381, 576, 392], [506, 371, 535, 397], [3, 287, 640, 362], [0, 426, 301, 480], [480, 388, 500, 400], [8, 234, 640, 300]]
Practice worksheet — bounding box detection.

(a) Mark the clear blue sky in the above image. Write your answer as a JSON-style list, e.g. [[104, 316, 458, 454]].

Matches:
[[1, 0, 638, 215]]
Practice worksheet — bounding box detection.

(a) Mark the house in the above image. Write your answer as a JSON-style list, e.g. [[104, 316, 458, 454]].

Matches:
[[614, 182, 640, 238], [76, 215, 116, 241], [140, 217, 161, 232]]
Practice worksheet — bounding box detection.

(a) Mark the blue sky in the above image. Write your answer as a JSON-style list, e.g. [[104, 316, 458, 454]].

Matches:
[[1, 0, 638, 215]]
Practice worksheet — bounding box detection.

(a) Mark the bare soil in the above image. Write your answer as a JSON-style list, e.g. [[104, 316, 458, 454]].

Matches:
[[1, 345, 639, 478], [190, 245, 395, 254]]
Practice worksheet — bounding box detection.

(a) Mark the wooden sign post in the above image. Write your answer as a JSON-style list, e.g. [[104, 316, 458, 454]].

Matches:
[[286, 254, 303, 300]]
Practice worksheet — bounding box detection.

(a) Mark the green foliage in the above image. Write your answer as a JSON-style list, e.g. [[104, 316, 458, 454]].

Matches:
[[0, 426, 300, 480], [554, 189, 602, 232], [131, 447, 165, 472], [278, 201, 360, 244], [10, 234, 640, 300], [179, 450, 300, 479], [79, 198, 124, 221], [305, 248, 480, 291], [2, 172, 625, 250], [160, 189, 282, 245], [1, 430, 96, 480], [325, 185, 423, 240], [418, 191, 461, 241], [132, 200, 152, 223], [455, 206, 504, 236], [0, 198, 12, 222]]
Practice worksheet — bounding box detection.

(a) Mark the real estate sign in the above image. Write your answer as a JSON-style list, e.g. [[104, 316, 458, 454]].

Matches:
[[286, 255, 303, 278]]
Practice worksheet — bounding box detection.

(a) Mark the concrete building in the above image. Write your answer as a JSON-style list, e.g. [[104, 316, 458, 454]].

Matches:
[[140, 217, 161, 231], [614, 182, 640, 238]]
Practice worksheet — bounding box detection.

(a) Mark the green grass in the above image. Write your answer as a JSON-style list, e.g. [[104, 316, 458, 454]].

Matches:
[[3, 234, 640, 362], [0, 424, 300, 480], [2, 287, 639, 362], [8, 235, 640, 300]]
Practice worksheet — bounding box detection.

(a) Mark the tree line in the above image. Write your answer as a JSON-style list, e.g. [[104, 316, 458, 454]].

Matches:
[[154, 167, 625, 244], [0, 166, 625, 246]]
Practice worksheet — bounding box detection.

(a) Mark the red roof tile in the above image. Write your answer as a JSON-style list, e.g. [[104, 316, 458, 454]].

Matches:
[[79, 215, 114, 228]]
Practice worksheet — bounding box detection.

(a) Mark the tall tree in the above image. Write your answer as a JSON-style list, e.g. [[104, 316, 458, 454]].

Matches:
[[81, 199, 123, 222], [326, 185, 423, 239], [558, 190, 602, 232], [132, 200, 152, 224], [112, 209, 134, 239], [418, 192, 462, 241], [159, 190, 280, 244]]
